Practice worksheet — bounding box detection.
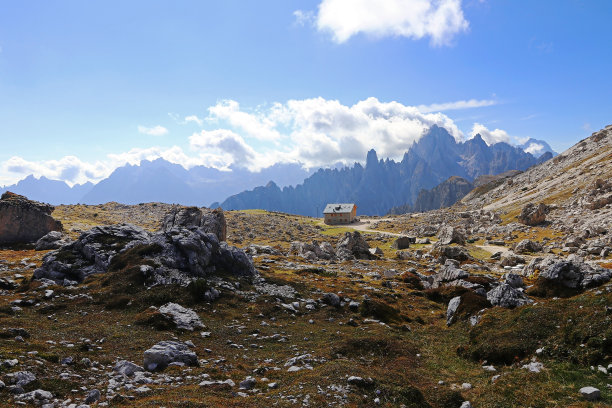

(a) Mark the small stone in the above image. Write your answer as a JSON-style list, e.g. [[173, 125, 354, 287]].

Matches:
[[85, 389, 101, 404], [579, 386, 600, 401], [239, 376, 256, 390]]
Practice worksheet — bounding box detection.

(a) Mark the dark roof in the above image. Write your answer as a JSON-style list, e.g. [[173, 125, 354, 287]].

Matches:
[[323, 203, 356, 214]]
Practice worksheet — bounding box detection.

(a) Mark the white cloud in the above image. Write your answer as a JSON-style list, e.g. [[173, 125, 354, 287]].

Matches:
[[417, 98, 497, 113], [207, 100, 282, 142], [184, 115, 203, 126], [313, 0, 469, 45], [524, 142, 544, 156], [293, 10, 315, 27], [189, 129, 261, 169], [469, 123, 510, 145], [2, 96, 515, 186], [137, 125, 168, 136]]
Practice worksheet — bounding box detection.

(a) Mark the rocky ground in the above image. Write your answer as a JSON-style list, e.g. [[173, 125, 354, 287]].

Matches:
[[0, 127, 610, 407]]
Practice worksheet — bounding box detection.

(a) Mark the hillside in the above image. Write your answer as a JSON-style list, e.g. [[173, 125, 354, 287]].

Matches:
[[461, 124, 612, 230], [389, 176, 474, 214]]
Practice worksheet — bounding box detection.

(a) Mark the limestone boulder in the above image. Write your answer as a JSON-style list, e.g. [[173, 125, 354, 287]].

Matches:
[[518, 203, 549, 226], [437, 226, 466, 246], [162, 206, 226, 241], [158, 303, 204, 331], [336, 231, 371, 260], [486, 283, 532, 308], [143, 341, 198, 371], [0, 192, 62, 245]]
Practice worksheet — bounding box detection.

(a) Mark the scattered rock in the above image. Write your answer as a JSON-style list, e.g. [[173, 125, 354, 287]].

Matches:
[[486, 283, 532, 308], [143, 341, 198, 371], [158, 303, 204, 331], [522, 361, 544, 373], [437, 226, 466, 245], [579, 386, 600, 401], [336, 232, 372, 260], [85, 389, 101, 404], [391, 236, 413, 250], [514, 239, 542, 254], [114, 360, 144, 377], [321, 293, 341, 308], [446, 296, 461, 326], [518, 203, 549, 226]]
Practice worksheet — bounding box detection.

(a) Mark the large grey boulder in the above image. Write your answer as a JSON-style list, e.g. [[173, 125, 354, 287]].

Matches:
[[162, 206, 226, 241], [35, 231, 72, 251], [4, 370, 36, 387], [391, 236, 413, 250], [158, 303, 204, 331], [539, 258, 611, 289], [143, 341, 198, 371], [113, 360, 144, 377], [336, 231, 371, 260], [432, 260, 469, 288], [0, 192, 63, 245], [486, 283, 532, 308], [518, 203, 549, 226], [430, 245, 471, 264], [500, 252, 525, 267], [437, 226, 466, 246], [514, 239, 542, 254]]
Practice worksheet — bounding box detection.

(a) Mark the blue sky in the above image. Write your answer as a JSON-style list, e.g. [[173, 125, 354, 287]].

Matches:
[[1, 0, 611, 186]]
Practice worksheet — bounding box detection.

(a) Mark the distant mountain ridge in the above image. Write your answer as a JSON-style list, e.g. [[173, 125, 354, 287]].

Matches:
[[218, 125, 551, 216], [0, 159, 312, 206]]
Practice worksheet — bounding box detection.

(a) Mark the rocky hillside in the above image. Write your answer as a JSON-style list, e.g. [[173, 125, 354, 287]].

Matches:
[[461, 124, 612, 232], [389, 176, 474, 214], [219, 125, 544, 216]]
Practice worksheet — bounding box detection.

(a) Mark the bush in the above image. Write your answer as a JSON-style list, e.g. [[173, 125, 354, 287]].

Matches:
[[359, 298, 405, 323]]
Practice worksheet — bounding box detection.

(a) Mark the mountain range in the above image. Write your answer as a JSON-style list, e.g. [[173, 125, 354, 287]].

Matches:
[[217, 125, 553, 216], [1, 125, 556, 212], [0, 159, 312, 206]]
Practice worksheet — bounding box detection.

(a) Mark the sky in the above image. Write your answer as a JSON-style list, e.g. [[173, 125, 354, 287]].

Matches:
[[1, 0, 611, 186]]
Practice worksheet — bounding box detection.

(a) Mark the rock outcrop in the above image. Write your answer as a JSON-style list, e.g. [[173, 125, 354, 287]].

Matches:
[[35, 231, 72, 250], [538, 258, 611, 290], [33, 208, 256, 285], [162, 206, 226, 241], [518, 203, 550, 226], [0, 192, 63, 245], [486, 283, 532, 308]]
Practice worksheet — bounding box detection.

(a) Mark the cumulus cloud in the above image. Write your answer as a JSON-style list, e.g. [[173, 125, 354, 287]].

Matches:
[[137, 125, 168, 136], [2, 96, 515, 186], [207, 100, 282, 142], [189, 129, 261, 169], [470, 123, 510, 145], [313, 0, 469, 45], [524, 142, 544, 156]]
